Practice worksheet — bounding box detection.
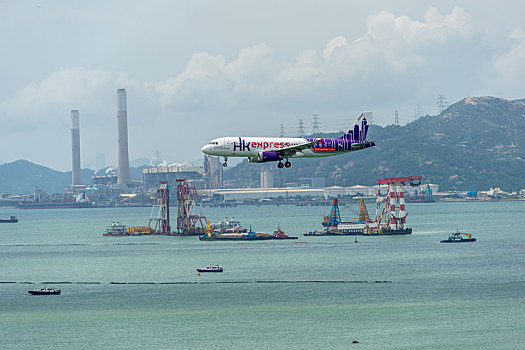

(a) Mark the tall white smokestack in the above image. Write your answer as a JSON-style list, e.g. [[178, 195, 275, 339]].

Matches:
[[71, 110, 82, 185], [117, 89, 131, 185]]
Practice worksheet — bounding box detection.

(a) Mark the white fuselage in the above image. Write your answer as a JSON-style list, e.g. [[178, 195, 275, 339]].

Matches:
[[202, 136, 346, 158]]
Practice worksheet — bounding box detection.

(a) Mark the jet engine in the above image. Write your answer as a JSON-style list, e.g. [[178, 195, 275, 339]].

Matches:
[[248, 151, 282, 163]]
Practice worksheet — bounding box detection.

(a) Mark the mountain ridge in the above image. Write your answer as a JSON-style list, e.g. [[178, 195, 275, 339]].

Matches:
[[1, 96, 524, 193], [224, 96, 525, 191]]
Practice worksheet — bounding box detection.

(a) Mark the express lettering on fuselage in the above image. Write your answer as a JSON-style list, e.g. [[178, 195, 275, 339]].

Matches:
[[202, 113, 375, 168]]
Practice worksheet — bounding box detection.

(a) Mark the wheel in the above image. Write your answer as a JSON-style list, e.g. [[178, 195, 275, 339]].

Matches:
[[222, 162, 227, 167], [285, 161, 291, 168], [277, 162, 284, 168]]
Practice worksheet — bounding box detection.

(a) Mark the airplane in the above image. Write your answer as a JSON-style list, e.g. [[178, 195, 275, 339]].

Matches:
[[201, 112, 375, 168]]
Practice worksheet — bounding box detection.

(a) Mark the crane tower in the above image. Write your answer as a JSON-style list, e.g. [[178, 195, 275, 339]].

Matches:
[[176, 179, 207, 235], [376, 176, 421, 232]]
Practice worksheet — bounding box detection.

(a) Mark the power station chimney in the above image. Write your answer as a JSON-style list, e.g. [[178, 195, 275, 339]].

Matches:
[[71, 110, 82, 185], [117, 89, 131, 185]]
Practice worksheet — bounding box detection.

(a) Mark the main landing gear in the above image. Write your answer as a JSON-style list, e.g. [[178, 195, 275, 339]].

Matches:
[[223, 157, 228, 167], [277, 160, 292, 168]]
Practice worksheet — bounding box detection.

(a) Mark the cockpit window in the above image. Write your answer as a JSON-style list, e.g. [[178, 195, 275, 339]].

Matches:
[[209, 141, 219, 145]]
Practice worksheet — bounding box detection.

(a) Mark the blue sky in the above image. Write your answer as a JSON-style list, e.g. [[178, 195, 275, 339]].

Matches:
[[1, 0, 524, 170]]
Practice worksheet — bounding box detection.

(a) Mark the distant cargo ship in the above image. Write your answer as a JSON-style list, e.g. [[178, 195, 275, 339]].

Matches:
[[17, 201, 92, 209]]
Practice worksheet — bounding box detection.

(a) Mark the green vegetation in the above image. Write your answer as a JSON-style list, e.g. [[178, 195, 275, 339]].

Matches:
[[225, 97, 525, 191]]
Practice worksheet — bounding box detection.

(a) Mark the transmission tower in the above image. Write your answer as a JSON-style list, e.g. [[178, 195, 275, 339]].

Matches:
[[298, 119, 305, 137], [436, 94, 448, 113], [394, 110, 400, 126], [414, 106, 423, 120], [312, 114, 321, 134]]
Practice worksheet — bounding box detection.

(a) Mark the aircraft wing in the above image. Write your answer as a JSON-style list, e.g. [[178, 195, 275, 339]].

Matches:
[[267, 139, 320, 157]]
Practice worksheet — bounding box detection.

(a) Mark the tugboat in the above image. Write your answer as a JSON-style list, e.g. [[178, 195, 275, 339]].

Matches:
[[0, 216, 18, 223], [28, 287, 61, 295], [270, 225, 298, 239], [440, 230, 476, 243], [197, 265, 223, 272], [103, 221, 129, 236]]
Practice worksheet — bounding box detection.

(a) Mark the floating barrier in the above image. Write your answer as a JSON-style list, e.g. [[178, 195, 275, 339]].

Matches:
[[4, 280, 392, 285]]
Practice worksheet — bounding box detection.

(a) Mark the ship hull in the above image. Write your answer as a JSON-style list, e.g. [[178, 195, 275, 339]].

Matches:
[[0, 219, 18, 223], [199, 235, 298, 241], [305, 228, 412, 236], [440, 238, 476, 243], [28, 290, 61, 295], [18, 202, 92, 209]]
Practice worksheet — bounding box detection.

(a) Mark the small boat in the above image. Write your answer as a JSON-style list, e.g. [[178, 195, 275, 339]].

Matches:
[[211, 217, 247, 233], [103, 221, 129, 236], [197, 265, 223, 272], [271, 225, 298, 239], [0, 216, 18, 223], [28, 287, 61, 295], [440, 230, 476, 243]]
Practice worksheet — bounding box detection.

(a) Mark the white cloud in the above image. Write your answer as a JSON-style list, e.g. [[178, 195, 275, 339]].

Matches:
[[322, 36, 348, 61], [0, 67, 143, 128], [154, 53, 226, 106], [150, 7, 473, 112], [1, 5, 523, 170], [493, 31, 525, 87]]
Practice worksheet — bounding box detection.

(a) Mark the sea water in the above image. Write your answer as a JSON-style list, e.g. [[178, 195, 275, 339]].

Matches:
[[0, 201, 524, 349]]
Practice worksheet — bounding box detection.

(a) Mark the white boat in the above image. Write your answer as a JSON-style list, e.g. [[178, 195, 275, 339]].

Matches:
[[211, 217, 243, 230], [103, 221, 129, 236], [197, 265, 223, 272]]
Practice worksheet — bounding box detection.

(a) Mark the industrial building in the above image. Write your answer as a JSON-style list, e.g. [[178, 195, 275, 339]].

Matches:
[[117, 89, 131, 185], [70, 110, 82, 185], [204, 155, 223, 189], [200, 183, 439, 202]]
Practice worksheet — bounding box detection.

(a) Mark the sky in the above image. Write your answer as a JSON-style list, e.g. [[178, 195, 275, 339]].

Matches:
[[1, 0, 524, 171]]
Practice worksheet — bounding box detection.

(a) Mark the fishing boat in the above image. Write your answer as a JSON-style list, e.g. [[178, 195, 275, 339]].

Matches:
[[28, 287, 61, 295], [197, 265, 223, 272]]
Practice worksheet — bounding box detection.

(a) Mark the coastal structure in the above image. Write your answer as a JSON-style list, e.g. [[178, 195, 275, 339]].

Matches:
[[204, 155, 223, 189], [117, 89, 131, 185], [71, 110, 82, 185]]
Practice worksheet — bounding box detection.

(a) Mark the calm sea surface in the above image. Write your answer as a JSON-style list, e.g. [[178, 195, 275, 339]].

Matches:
[[1, 201, 524, 349]]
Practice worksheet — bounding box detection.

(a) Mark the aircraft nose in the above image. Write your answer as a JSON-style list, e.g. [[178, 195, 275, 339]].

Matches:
[[201, 144, 211, 154]]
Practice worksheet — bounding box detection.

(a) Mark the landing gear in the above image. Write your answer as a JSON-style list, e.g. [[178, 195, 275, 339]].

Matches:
[[277, 162, 284, 169], [284, 161, 291, 168], [222, 157, 228, 167]]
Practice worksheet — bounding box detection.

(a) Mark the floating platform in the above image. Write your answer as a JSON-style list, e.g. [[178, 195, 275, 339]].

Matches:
[[305, 228, 412, 236]]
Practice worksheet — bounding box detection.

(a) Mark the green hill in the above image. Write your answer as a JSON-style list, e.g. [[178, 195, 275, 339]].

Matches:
[[224, 96, 525, 191]]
